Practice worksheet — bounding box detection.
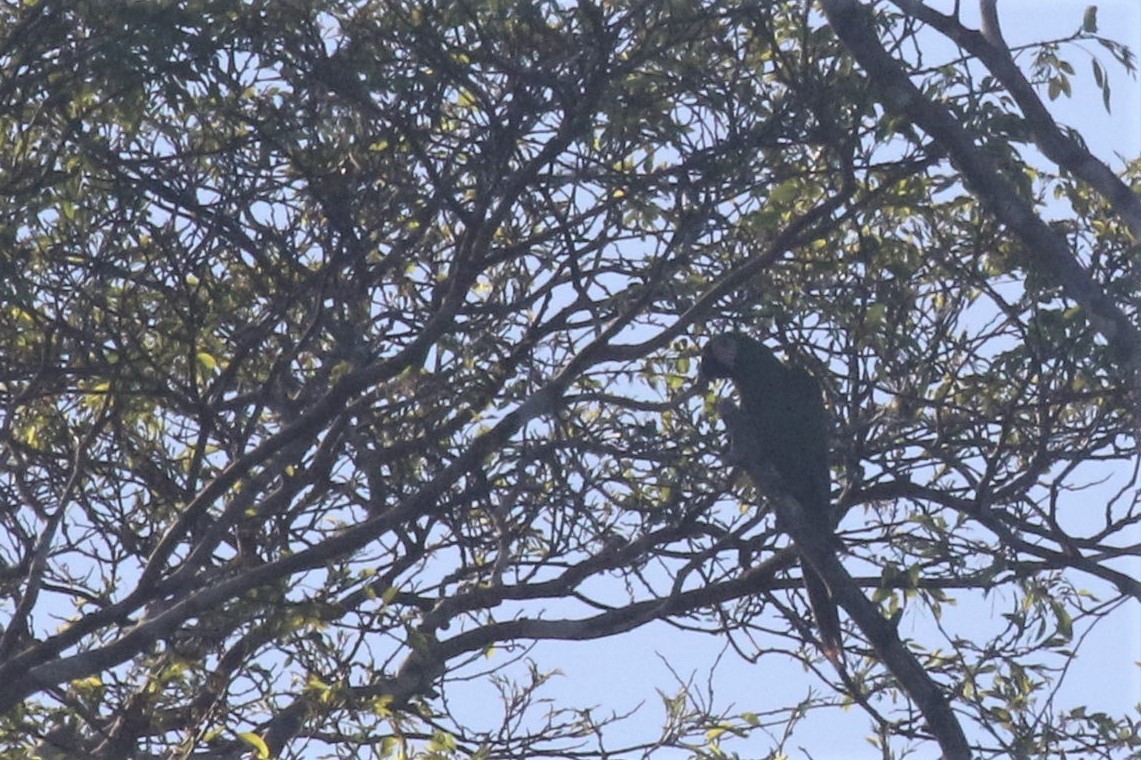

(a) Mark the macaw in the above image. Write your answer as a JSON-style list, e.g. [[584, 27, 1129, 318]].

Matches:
[[700, 332, 842, 663]]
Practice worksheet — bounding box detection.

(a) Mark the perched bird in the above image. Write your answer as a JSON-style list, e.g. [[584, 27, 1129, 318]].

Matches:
[[700, 331, 843, 663]]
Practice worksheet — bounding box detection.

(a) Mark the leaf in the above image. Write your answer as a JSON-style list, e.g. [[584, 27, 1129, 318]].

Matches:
[[866, 302, 888, 326], [1052, 601, 1073, 641], [237, 732, 271, 760], [372, 694, 395, 717], [457, 88, 477, 109], [428, 730, 457, 752], [1082, 5, 1098, 33], [768, 179, 803, 206], [196, 351, 218, 373]]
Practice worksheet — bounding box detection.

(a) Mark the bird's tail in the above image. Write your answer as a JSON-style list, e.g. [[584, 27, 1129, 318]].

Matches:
[[802, 565, 843, 665]]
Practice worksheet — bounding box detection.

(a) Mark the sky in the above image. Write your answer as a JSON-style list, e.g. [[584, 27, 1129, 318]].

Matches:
[[11, 2, 1137, 758], [481, 3, 1141, 759]]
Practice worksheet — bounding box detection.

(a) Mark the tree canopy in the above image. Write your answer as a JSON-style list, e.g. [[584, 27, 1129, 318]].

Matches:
[[0, 1, 1137, 758]]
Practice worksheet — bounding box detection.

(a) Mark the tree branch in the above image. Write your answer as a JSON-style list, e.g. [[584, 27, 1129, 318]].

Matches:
[[819, 0, 1140, 376], [890, 0, 1141, 239], [720, 401, 972, 760]]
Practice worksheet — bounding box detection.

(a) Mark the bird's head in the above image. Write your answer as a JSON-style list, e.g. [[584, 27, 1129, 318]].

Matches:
[[699, 332, 746, 380]]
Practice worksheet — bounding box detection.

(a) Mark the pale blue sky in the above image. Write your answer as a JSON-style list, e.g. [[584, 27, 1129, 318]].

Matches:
[[477, 4, 1141, 759]]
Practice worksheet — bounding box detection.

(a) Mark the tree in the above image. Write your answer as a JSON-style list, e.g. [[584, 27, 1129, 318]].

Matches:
[[0, 1, 1137, 758]]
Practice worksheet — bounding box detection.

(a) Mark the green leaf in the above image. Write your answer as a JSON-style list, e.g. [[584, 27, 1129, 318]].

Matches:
[[866, 302, 888, 326], [238, 732, 271, 759], [196, 351, 218, 373]]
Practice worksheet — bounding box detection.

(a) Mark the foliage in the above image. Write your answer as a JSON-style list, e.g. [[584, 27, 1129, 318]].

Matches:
[[0, 1, 1136, 758]]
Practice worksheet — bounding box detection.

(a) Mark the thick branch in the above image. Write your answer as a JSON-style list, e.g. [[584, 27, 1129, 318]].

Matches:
[[739, 459, 972, 760], [891, 0, 1141, 240], [820, 0, 1140, 372]]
